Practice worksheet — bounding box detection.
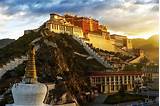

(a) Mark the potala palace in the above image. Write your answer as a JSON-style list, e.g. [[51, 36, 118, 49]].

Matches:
[[0, 13, 158, 106], [45, 13, 133, 52]]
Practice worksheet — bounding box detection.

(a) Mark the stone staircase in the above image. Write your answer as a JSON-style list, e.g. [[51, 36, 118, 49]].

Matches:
[[42, 29, 112, 69], [73, 36, 112, 69]]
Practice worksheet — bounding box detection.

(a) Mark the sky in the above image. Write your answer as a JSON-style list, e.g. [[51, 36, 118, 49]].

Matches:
[[0, 0, 159, 39]]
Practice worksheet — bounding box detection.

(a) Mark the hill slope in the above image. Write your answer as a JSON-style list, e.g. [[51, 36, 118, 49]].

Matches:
[[0, 28, 106, 105], [131, 35, 159, 63], [0, 39, 15, 48], [0, 31, 41, 65]]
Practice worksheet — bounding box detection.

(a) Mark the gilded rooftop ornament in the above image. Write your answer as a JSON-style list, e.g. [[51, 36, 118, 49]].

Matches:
[[23, 45, 37, 84]]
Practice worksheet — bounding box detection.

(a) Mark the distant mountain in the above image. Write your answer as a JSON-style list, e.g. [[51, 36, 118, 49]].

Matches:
[[0, 39, 15, 48], [147, 35, 159, 47], [131, 35, 159, 63]]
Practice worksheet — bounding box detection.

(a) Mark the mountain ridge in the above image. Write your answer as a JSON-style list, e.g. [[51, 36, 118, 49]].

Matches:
[[131, 35, 159, 63]]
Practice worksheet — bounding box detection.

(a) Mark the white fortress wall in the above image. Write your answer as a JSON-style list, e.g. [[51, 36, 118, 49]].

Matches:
[[0, 56, 27, 79], [72, 36, 111, 69], [87, 33, 116, 52], [73, 27, 83, 38]]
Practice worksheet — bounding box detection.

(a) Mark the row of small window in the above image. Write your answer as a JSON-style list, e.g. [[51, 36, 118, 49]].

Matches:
[[50, 24, 82, 34], [73, 28, 82, 33], [91, 76, 141, 83], [51, 24, 73, 31], [92, 81, 132, 85], [51, 24, 59, 30]]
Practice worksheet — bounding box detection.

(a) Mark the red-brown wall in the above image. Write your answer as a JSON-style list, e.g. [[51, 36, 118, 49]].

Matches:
[[65, 15, 99, 34]]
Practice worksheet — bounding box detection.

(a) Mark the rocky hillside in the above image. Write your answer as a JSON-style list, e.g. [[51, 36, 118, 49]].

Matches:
[[0, 39, 15, 48], [0, 28, 106, 105], [131, 35, 159, 63], [0, 31, 41, 66]]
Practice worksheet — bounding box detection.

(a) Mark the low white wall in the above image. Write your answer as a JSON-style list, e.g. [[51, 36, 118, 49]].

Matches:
[[0, 56, 28, 79]]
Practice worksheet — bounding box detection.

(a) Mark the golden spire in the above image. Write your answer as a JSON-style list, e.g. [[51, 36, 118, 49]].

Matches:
[[23, 45, 37, 84]]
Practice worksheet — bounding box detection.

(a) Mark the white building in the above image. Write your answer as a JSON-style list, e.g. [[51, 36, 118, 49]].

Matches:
[[46, 14, 83, 38], [89, 71, 144, 93]]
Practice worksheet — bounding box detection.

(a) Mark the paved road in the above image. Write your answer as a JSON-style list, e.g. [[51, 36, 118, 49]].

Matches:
[[88, 93, 159, 106], [88, 101, 159, 106], [88, 101, 141, 106], [88, 94, 141, 106]]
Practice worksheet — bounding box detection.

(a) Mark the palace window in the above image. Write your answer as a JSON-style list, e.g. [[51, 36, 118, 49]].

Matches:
[[102, 77, 105, 84], [132, 76, 134, 80], [107, 77, 109, 84], [115, 76, 118, 81], [120, 76, 122, 84], [54, 25, 56, 29], [124, 76, 127, 83], [128, 76, 130, 81], [97, 77, 101, 83], [116, 85, 119, 90], [111, 85, 114, 91], [96, 77, 98, 82], [56, 25, 58, 30], [92, 77, 95, 83], [59, 25, 64, 30], [111, 76, 114, 81], [111, 76, 114, 84], [55, 25, 57, 30]]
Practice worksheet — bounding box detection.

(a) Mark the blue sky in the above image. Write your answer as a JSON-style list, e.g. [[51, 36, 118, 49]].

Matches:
[[0, 0, 159, 39]]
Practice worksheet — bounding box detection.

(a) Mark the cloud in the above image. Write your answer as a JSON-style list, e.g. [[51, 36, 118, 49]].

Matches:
[[134, 0, 159, 4], [0, 0, 159, 39], [77, 0, 159, 38], [0, 0, 125, 16]]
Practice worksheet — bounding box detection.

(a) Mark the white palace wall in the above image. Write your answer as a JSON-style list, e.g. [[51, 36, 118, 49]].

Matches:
[[87, 33, 116, 52]]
